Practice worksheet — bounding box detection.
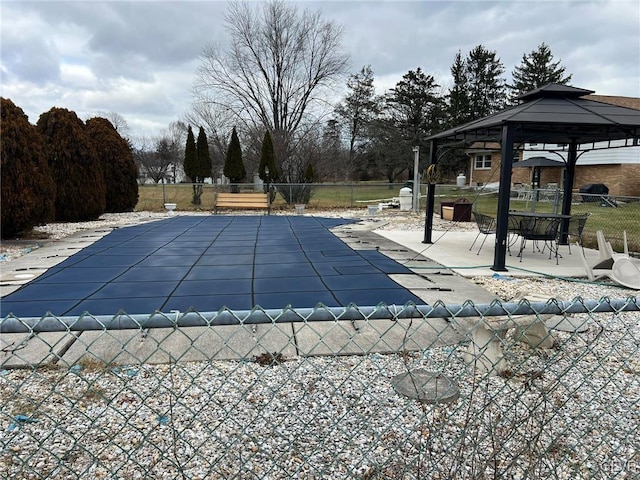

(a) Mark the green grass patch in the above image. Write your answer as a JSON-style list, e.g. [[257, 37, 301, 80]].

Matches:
[[135, 183, 639, 252]]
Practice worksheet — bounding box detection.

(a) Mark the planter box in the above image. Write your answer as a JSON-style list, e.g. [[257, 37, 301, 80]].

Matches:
[[442, 206, 454, 221], [440, 198, 472, 222]]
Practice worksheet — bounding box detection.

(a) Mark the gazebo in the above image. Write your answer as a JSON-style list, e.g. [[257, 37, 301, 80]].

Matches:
[[423, 84, 640, 271], [512, 156, 565, 190]]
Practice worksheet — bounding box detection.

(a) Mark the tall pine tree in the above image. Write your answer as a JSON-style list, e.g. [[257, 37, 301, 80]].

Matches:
[[465, 45, 506, 120], [509, 43, 572, 103], [224, 127, 245, 192], [193, 126, 212, 205], [259, 130, 278, 201], [387, 68, 444, 146], [259, 130, 277, 182], [446, 51, 472, 127], [335, 65, 378, 177], [183, 125, 199, 203]]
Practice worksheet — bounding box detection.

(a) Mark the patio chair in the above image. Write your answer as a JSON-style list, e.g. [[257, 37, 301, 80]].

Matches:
[[597, 230, 630, 261], [559, 212, 591, 254], [507, 213, 524, 254], [517, 216, 561, 264], [515, 184, 533, 201], [469, 211, 496, 255], [576, 242, 614, 281], [576, 243, 640, 289], [610, 257, 640, 290], [540, 183, 560, 202]]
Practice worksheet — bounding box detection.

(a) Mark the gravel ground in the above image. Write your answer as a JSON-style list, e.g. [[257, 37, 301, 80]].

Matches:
[[1, 210, 638, 479]]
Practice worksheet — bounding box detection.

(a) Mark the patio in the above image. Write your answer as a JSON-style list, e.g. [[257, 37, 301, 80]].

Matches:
[[377, 227, 618, 279]]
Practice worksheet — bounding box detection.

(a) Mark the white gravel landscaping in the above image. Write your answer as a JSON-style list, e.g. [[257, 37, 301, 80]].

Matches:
[[1, 210, 638, 479]]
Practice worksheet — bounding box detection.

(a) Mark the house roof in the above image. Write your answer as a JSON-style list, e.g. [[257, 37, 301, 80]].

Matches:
[[428, 84, 640, 147], [586, 95, 640, 111]]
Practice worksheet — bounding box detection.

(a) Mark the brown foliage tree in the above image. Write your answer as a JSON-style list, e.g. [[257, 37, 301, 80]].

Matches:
[[37, 107, 106, 221], [86, 117, 139, 212], [0, 98, 56, 238]]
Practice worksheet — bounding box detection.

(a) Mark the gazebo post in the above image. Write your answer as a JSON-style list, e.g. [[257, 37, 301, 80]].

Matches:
[[559, 140, 578, 244], [423, 140, 437, 244], [492, 125, 515, 272]]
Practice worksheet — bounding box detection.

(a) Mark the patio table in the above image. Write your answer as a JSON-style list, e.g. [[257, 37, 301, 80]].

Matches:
[[508, 212, 572, 264], [508, 211, 572, 233]]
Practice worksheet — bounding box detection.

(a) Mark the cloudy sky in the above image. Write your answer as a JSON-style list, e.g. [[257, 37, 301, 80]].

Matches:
[[2, 0, 639, 140]]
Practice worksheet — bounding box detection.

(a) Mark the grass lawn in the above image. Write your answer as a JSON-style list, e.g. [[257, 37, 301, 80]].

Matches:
[[136, 183, 639, 253]]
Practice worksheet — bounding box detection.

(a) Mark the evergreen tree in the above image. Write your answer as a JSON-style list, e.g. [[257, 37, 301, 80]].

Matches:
[[37, 107, 106, 221], [446, 51, 472, 126], [223, 127, 245, 192], [364, 115, 410, 184], [259, 130, 278, 201], [196, 126, 212, 181], [465, 45, 507, 120], [303, 162, 315, 183], [385, 68, 445, 179], [320, 119, 349, 180], [190, 126, 212, 205], [509, 43, 573, 103], [183, 125, 197, 182], [334, 65, 378, 177], [387, 68, 444, 146], [86, 117, 138, 212], [387, 68, 442, 145], [1, 98, 56, 238]]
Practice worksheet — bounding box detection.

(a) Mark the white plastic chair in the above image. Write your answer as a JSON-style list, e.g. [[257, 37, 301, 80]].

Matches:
[[578, 231, 640, 289], [576, 242, 613, 282], [610, 257, 640, 290]]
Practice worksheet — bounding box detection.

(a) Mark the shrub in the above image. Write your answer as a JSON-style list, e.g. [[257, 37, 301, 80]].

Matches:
[[86, 117, 138, 212], [0, 98, 56, 239], [37, 108, 106, 221]]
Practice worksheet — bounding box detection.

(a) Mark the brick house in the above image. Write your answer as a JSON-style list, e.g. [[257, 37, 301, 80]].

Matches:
[[467, 95, 640, 196]]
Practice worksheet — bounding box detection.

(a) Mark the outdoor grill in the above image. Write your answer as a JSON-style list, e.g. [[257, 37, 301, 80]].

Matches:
[[579, 183, 609, 202]]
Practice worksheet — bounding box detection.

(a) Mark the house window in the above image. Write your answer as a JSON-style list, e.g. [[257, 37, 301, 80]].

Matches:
[[475, 154, 492, 169]]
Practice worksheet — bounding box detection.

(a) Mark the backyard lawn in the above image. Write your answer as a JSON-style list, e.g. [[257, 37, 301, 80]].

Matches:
[[136, 183, 639, 253]]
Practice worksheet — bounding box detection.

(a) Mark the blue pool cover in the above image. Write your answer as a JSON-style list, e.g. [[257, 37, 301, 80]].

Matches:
[[1, 216, 422, 317]]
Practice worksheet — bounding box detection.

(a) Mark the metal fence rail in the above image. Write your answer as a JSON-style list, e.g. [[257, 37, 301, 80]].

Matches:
[[2, 297, 639, 479]]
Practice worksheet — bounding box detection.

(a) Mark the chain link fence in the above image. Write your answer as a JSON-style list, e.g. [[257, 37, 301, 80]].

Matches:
[[1, 297, 639, 479]]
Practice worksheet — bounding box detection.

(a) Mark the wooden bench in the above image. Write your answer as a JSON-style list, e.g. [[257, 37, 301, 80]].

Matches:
[[214, 192, 270, 214]]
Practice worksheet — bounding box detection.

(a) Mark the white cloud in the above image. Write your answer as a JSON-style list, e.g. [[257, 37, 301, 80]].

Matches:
[[2, 0, 638, 139], [60, 64, 97, 88]]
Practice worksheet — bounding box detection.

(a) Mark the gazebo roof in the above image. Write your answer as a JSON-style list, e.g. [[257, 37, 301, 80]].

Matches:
[[428, 84, 640, 147], [512, 156, 565, 168]]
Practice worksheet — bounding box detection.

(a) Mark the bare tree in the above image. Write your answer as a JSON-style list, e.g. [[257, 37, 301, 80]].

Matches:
[[95, 111, 131, 137], [132, 134, 178, 184], [193, 0, 349, 173], [184, 101, 233, 179], [162, 121, 188, 182]]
